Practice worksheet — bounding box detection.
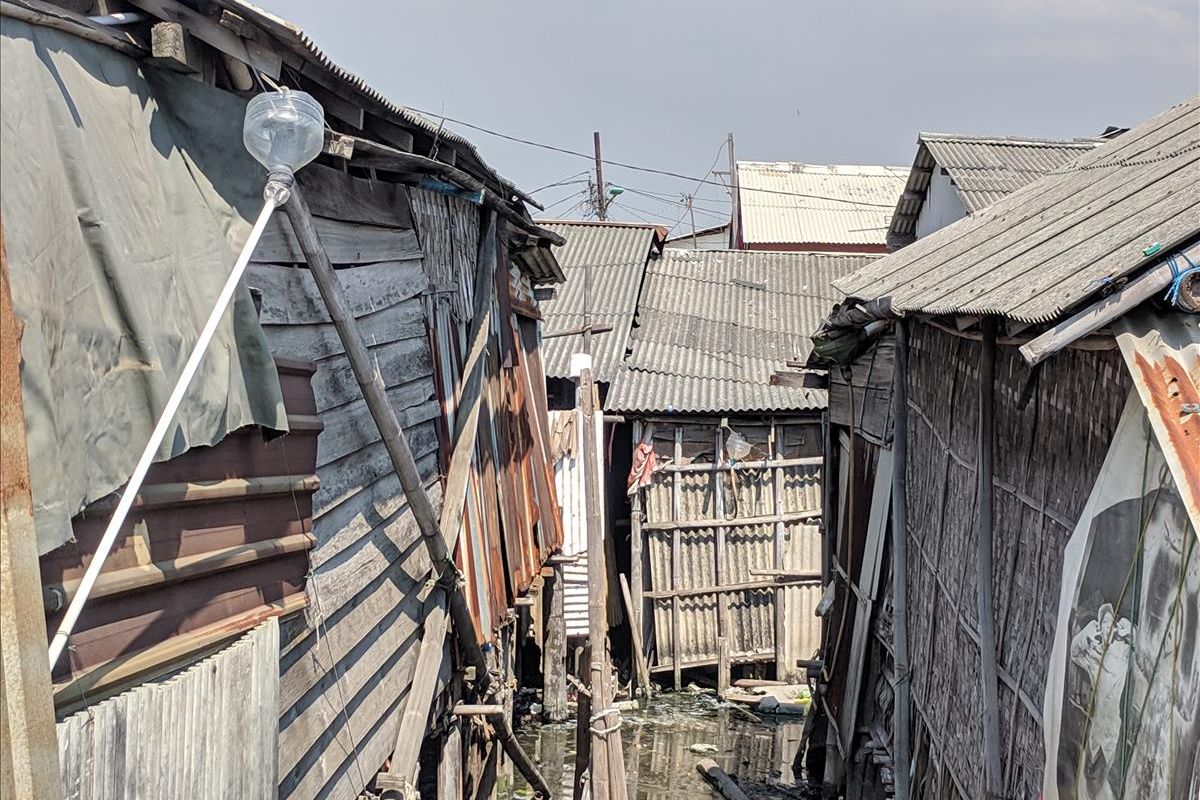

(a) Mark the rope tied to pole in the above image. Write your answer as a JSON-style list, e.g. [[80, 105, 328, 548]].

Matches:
[[589, 707, 623, 736], [1163, 252, 1199, 306]]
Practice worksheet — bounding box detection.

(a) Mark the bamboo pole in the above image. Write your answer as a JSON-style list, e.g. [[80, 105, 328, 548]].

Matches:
[[976, 319, 1004, 796], [892, 320, 912, 800]]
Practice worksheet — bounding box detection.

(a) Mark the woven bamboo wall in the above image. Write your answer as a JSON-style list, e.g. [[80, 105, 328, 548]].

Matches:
[[876, 322, 1131, 799]]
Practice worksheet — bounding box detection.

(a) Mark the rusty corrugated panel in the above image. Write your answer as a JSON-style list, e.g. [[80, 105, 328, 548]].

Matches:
[[1115, 309, 1200, 532], [41, 360, 319, 690]]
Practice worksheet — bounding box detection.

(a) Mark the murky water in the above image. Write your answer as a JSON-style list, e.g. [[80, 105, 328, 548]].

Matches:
[[507, 693, 805, 799]]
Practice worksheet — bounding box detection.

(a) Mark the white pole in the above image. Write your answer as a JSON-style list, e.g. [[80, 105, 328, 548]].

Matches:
[[48, 197, 279, 671]]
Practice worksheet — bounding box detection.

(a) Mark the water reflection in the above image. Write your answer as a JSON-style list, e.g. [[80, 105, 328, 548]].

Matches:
[[510, 693, 804, 799]]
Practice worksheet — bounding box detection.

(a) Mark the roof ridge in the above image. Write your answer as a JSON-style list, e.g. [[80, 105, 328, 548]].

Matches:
[[918, 132, 1106, 147]]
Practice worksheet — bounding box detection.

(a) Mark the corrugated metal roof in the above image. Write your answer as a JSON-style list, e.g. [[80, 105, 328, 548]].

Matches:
[[220, 0, 520, 195], [889, 133, 1105, 244], [606, 249, 878, 413], [539, 221, 662, 381], [836, 96, 1200, 323], [737, 162, 909, 247]]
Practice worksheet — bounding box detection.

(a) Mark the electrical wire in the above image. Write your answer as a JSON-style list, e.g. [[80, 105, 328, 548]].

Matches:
[[403, 107, 899, 208], [528, 170, 592, 194]]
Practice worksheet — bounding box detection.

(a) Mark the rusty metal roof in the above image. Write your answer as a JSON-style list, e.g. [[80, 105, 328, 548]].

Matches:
[[889, 133, 1105, 245], [736, 162, 909, 247], [606, 249, 878, 413], [539, 221, 663, 382], [1115, 309, 1199, 532], [835, 96, 1200, 323]]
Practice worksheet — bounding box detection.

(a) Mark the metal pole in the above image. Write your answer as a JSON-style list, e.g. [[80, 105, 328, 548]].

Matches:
[[281, 185, 490, 693], [891, 321, 912, 800], [593, 131, 606, 221], [726, 132, 738, 249], [976, 318, 1004, 797], [687, 194, 697, 249]]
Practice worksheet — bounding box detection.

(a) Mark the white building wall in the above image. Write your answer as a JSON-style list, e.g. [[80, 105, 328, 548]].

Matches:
[[915, 167, 969, 239]]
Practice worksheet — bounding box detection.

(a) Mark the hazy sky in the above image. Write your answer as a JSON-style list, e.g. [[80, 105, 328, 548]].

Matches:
[[259, 0, 1198, 233]]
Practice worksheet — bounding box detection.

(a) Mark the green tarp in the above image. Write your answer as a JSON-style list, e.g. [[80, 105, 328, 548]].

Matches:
[[1, 17, 287, 554]]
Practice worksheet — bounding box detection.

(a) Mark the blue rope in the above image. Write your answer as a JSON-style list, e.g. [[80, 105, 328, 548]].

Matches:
[[1164, 253, 1199, 306]]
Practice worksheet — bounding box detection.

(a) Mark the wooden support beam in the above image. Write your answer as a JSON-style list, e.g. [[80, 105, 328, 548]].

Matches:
[[321, 132, 566, 246], [642, 509, 821, 531], [619, 574, 652, 705], [572, 644, 592, 800], [656, 456, 822, 474], [717, 637, 730, 696], [438, 722, 463, 800], [629, 421, 648, 638], [0, 0, 144, 57], [644, 575, 821, 600], [451, 704, 506, 717], [770, 419, 786, 680], [543, 561, 568, 722], [123, 0, 281, 78], [149, 21, 200, 73], [378, 593, 449, 798], [695, 758, 750, 800], [1, 215, 63, 800], [671, 425, 683, 692], [713, 423, 731, 658]]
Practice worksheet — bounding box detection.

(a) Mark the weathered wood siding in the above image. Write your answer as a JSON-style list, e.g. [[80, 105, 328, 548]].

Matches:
[[246, 176, 444, 800], [864, 323, 1130, 799], [57, 619, 280, 799]]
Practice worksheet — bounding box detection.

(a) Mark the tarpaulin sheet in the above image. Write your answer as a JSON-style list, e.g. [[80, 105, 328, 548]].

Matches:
[[1042, 393, 1199, 799], [0, 18, 287, 554]]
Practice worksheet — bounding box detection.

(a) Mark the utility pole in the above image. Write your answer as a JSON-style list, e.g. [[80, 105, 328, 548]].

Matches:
[[727, 132, 739, 249], [593, 131, 607, 221], [685, 194, 698, 249]]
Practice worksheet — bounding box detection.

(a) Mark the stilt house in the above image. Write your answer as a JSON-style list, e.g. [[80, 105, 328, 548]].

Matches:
[[1, 2, 566, 797]]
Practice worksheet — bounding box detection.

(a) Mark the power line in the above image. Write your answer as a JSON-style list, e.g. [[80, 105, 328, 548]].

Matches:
[[406, 107, 898, 209]]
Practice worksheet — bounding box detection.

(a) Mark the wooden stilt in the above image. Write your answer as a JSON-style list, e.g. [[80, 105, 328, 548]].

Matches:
[[573, 644, 592, 800], [544, 560, 569, 723], [439, 721, 464, 800], [717, 636, 730, 696], [0, 219, 63, 800]]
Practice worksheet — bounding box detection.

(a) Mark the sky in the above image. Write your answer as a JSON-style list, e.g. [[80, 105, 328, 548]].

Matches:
[[258, 0, 1199, 235]]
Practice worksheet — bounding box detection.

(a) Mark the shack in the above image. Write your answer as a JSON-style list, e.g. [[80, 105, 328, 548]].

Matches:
[[1, 2, 566, 798], [886, 132, 1105, 249], [801, 96, 1199, 800], [607, 248, 880, 687]]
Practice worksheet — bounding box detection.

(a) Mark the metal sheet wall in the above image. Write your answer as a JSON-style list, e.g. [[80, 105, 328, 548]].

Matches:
[[640, 418, 823, 680], [56, 619, 280, 799], [551, 408, 608, 636]]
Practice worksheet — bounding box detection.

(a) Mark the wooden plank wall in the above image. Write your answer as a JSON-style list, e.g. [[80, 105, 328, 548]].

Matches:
[[56, 619, 280, 800], [861, 323, 1130, 799], [247, 173, 446, 800]]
